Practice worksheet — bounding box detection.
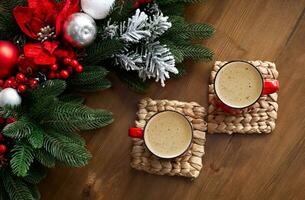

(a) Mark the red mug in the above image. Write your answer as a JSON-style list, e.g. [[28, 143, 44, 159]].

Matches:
[[129, 110, 193, 159], [213, 60, 279, 113]]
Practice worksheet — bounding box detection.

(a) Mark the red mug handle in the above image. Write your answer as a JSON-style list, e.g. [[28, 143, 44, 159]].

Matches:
[[129, 128, 144, 139], [213, 98, 242, 114], [263, 80, 279, 95]]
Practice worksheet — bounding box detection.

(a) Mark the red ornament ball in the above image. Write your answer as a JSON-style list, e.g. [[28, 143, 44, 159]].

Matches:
[[0, 144, 7, 154], [0, 41, 19, 78]]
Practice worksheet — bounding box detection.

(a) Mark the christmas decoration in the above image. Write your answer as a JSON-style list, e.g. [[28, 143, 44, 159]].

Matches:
[[0, 0, 214, 199], [81, 0, 115, 20], [13, 0, 80, 40], [0, 88, 22, 107], [63, 13, 97, 48], [0, 41, 19, 78]]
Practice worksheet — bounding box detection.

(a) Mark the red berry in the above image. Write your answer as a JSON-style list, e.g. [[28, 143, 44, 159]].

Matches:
[[50, 64, 58, 71], [0, 80, 4, 87], [75, 65, 84, 73], [17, 84, 27, 93], [70, 59, 79, 67], [29, 79, 38, 88], [0, 133, 4, 141], [60, 70, 69, 79], [63, 58, 72, 65], [16, 73, 26, 82], [5, 79, 12, 86], [0, 144, 7, 154], [48, 72, 56, 79], [6, 117, 16, 124], [56, 73, 61, 79], [11, 79, 17, 88]]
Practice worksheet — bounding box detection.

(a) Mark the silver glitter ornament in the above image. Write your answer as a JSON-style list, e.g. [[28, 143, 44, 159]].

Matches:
[[63, 13, 97, 48]]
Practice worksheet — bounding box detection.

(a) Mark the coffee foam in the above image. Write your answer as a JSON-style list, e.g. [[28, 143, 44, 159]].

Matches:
[[144, 111, 192, 158], [215, 62, 263, 108]]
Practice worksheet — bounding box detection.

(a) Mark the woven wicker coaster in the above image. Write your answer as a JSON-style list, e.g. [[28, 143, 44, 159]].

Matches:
[[208, 61, 279, 134], [130, 98, 207, 178]]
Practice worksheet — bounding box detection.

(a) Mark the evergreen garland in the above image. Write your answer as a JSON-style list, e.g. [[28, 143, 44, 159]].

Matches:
[[0, 0, 214, 199]]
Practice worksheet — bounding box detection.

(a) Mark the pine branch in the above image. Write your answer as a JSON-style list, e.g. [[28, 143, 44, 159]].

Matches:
[[184, 23, 215, 39], [115, 50, 143, 71], [26, 184, 41, 200], [43, 131, 91, 167], [23, 164, 47, 184], [116, 70, 149, 93], [34, 149, 56, 168], [3, 117, 35, 139], [40, 102, 113, 132], [27, 128, 44, 149], [0, 0, 27, 11], [120, 9, 151, 43], [138, 41, 178, 86], [10, 141, 34, 177], [83, 39, 124, 65], [1, 170, 34, 200], [30, 80, 66, 99], [179, 44, 214, 60], [171, 65, 187, 78], [68, 66, 111, 92], [58, 94, 85, 105]]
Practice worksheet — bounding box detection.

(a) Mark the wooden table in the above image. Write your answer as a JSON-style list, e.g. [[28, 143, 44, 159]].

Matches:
[[39, 0, 305, 199]]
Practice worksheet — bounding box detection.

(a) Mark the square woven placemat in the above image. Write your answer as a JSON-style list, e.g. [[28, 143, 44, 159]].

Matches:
[[130, 98, 207, 178], [208, 61, 279, 134]]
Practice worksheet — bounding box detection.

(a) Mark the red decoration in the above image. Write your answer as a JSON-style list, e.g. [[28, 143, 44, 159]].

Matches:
[[75, 65, 84, 73], [133, 0, 153, 8], [17, 55, 39, 76], [50, 64, 59, 71], [6, 117, 16, 124], [13, 0, 80, 40], [60, 70, 70, 79], [29, 79, 38, 88], [17, 84, 27, 93], [16, 73, 26, 82], [0, 41, 19, 79], [0, 144, 7, 154]]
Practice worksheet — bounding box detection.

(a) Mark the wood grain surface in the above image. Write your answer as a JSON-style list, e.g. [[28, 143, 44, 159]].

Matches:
[[39, 0, 305, 199]]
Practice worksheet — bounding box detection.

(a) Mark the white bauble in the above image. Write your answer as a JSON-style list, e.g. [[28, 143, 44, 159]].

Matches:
[[81, 0, 115, 20], [0, 88, 22, 107]]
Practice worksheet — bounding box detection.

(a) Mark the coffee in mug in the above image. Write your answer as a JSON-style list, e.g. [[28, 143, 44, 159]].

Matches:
[[129, 111, 193, 159], [214, 61, 279, 110]]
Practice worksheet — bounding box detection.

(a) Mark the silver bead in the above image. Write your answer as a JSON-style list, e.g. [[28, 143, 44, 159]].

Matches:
[[63, 13, 97, 48]]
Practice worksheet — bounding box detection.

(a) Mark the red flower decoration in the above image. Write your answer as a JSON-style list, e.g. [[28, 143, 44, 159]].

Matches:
[[23, 41, 75, 65], [13, 0, 80, 40]]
